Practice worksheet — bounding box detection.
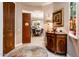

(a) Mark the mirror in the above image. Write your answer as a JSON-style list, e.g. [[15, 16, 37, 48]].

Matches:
[[69, 2, 76, 35]]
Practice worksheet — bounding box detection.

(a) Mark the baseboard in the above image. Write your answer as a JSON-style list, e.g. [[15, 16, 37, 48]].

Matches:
[[67, 53, 70, 57], [0, 50, 3, 57], [15, 43, 22, 48]]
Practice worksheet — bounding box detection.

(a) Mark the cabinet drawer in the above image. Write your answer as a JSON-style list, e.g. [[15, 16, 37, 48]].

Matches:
[[57, 35, 66, 38], [47, 34, 51, 37], [51, 34, 55, 37]]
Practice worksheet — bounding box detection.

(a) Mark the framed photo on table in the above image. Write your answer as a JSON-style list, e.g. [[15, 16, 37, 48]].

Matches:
[[53, 9, 64, 27]]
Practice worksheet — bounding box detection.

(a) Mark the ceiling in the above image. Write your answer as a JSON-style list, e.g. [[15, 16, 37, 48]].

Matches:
[[18, 2, 53, 6]]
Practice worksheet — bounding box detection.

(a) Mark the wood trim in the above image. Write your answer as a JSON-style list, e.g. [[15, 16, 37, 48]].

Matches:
[[15, 43, 22, 48]]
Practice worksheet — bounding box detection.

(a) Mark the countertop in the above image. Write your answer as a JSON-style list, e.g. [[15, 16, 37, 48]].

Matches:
[[47, 31, 78, 39], [47, 31, 67, 34]]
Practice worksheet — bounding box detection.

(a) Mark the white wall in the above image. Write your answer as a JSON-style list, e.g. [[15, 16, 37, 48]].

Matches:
[[15, 3, 44, 46], [15, 3, 22, 46], [43, 3, 53, 22], [53, 2, 69, 33], [43, 2, 69, 33], [0, 2, 3, 56], [76, 2, 79, 56], [77, 3, 79, 39], [42, 3, 53, 32]]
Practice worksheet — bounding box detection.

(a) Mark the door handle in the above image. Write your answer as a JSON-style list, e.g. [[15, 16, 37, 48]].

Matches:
[[25, 22, 29, 26]]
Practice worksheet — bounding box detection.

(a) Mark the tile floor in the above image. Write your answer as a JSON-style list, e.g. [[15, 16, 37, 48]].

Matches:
[[16, 43, 66, 57], [45, 48, 66, 57]]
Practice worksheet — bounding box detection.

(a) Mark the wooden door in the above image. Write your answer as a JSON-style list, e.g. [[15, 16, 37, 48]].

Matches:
[[3, 2, 15, 55], [22, 13, 31, 43]]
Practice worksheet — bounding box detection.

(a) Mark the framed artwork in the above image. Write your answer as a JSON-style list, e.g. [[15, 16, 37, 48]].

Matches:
[[53, 9, 64, 27]]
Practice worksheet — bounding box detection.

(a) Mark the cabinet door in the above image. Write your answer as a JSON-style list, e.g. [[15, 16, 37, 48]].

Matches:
[[46, 33, 56, 52], [3, 2, 15, 55], [46, 36, 51, 49], [56, 34, 67, 55], [51, 35, 56, 52]]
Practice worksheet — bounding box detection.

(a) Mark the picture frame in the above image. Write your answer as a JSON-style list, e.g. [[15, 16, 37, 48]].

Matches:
[[53, 9, 64, 27]]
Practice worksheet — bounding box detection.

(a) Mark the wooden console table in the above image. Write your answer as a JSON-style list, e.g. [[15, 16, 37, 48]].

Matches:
[[46, 32, 67, 56]]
